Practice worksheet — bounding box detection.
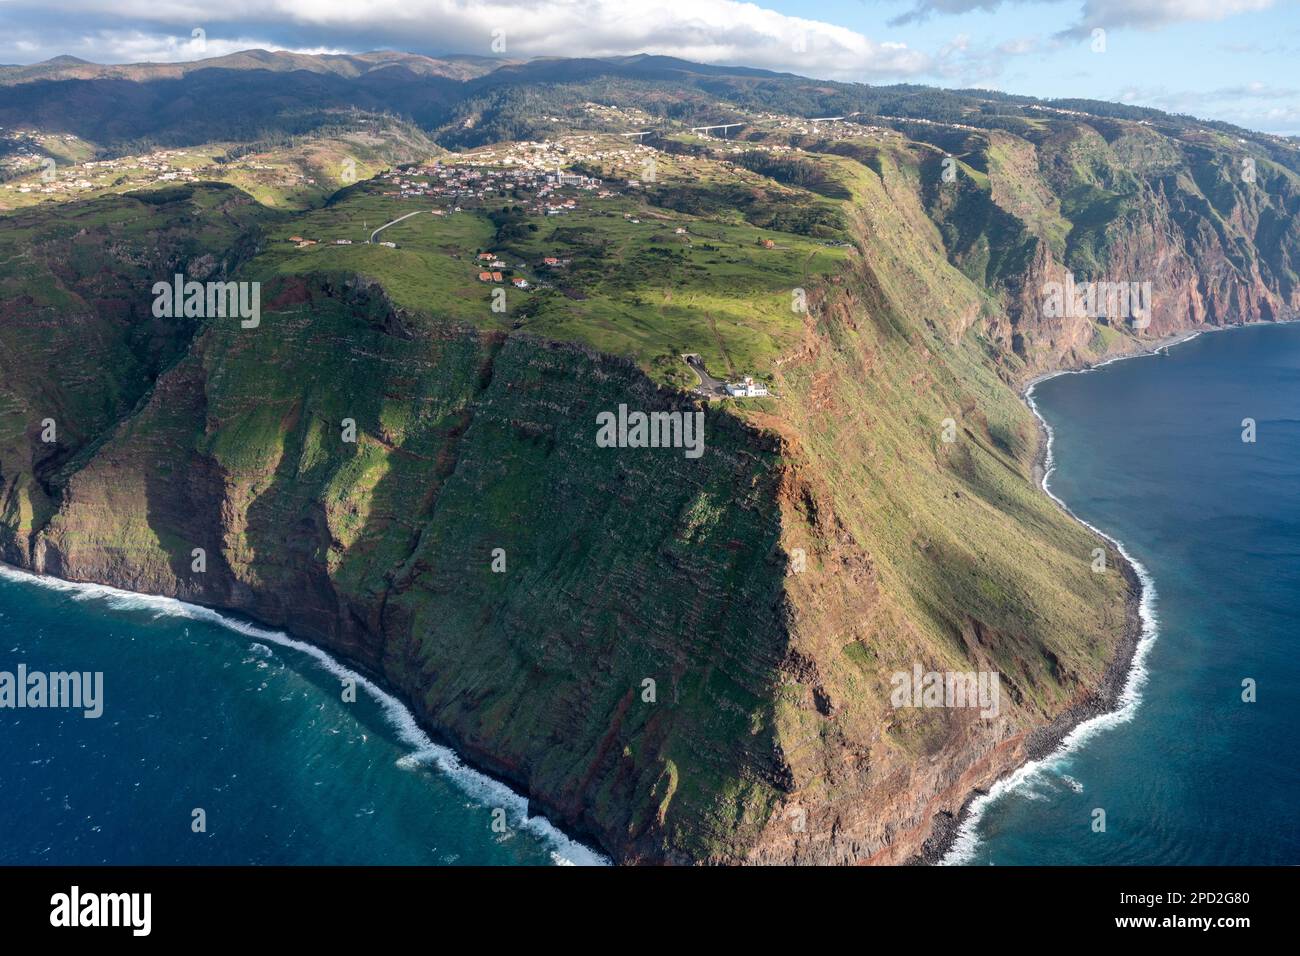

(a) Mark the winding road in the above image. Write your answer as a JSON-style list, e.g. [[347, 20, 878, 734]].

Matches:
[[682, 353, 727, 398], [369, 210, 423, 244]]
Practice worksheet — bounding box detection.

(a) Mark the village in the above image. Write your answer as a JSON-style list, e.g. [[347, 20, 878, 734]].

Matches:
[[375, 157, 611, 217], [0, 130, 315, 206], [4, 117, 787, 400], [281, 132, 777, 401], [0, 133, 205, 198]]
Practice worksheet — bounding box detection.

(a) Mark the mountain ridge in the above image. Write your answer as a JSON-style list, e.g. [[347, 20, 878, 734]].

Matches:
[[0, 52, 1297, 863], [1, 49, 1294, 154]]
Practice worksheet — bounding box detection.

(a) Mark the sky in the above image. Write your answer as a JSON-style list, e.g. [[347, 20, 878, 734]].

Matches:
[[0, 0, 1297, 134]]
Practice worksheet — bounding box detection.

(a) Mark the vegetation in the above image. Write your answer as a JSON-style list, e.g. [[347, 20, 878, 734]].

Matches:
[[1, 55, 1298, 863]]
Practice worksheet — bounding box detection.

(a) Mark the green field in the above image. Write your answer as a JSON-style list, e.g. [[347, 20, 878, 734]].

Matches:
[[247, 150, 853, 388]]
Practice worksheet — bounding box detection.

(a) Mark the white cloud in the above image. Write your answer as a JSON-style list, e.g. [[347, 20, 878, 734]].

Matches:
[[893, 0, 1279, 33], [3, 27, 346, 63], [928, 31, 1052, 84], [1071, 0, 1276, 32], [1117, 81, 1300, 133], [0, 0, 932, 80]]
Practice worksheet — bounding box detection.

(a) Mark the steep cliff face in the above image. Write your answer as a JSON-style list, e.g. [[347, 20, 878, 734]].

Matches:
[[2, 103, 1297, 864], [22, 273, 799, 862], [739, 150, 1134, 863], [0, 185, 266, 564], [1, 177, 1132, 866], [921, 121, 1300, 376], [13, 264, 1131, 864]]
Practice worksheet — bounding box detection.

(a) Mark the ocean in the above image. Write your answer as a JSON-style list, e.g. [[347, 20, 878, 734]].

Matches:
[[947, 321, 1300, 865], [5, 322, 1299, 867], [0, 566, 605, 865]]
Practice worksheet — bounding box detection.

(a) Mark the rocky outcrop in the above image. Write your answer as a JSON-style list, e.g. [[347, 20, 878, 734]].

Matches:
[[3, 109, 1297, 864], [2, 251, 1133, 863]]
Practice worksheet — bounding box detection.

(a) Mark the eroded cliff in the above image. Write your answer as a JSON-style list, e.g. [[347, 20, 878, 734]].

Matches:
[[2, 105, 1297, 863]]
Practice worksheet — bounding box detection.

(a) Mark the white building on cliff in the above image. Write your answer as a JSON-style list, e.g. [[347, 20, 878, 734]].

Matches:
[[725, 376, 769, 397]]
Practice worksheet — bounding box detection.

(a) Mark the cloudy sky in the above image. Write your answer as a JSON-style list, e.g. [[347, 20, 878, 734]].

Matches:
[[1, 0, 1297, 134]]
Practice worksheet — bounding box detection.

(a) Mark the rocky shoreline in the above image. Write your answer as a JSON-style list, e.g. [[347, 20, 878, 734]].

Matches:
[[916, 343, 1168, 866], [917, 557, 1144, 865], [16, 322, 1275, 868]]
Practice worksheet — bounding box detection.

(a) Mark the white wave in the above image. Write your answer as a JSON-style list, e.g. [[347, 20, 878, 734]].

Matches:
[[0, 562, 609, 866], [940, 353, 1169, 866]]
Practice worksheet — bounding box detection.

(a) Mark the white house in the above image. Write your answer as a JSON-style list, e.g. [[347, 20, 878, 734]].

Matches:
[[725, 376, 769, 398]]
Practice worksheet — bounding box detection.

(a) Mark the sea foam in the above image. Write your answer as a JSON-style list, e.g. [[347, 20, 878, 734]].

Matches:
[[940, 355, 1165, 866], [0, 563, 608, 866]]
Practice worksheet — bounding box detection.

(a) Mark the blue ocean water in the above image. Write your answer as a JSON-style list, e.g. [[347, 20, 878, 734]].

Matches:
[[6, 324, 1298, 868], [0, 567, 604, 865], [949, 322, 1300, 865]]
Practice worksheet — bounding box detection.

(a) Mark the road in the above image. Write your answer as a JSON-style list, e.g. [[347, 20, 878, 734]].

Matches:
[[682, 353, 728, 398], [369, 210, 423, 244]]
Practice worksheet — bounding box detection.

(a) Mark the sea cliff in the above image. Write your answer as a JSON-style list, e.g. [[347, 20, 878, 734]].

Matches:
[[2, 108, 1297, 862]]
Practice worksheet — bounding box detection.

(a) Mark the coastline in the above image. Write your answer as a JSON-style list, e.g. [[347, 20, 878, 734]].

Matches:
[[923, 329, 1212, 865], [0, 560, 610, 867], [9, 318, 1292, 867], [1019, 313, 1300, 397]]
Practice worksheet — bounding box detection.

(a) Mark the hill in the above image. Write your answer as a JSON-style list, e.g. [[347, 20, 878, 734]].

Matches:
[[0, 52, 1297, 863]]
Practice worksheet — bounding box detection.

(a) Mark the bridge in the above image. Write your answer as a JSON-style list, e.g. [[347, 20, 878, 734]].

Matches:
[[689, 123, 745, 137]]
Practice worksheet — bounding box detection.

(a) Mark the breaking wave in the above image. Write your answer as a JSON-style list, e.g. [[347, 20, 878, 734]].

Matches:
[[940, 350, 1168, 865], [0, 563, 608, 866]]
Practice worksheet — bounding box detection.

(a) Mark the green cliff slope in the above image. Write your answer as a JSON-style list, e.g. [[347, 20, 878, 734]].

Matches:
[[2, 99, 1297, 862]]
